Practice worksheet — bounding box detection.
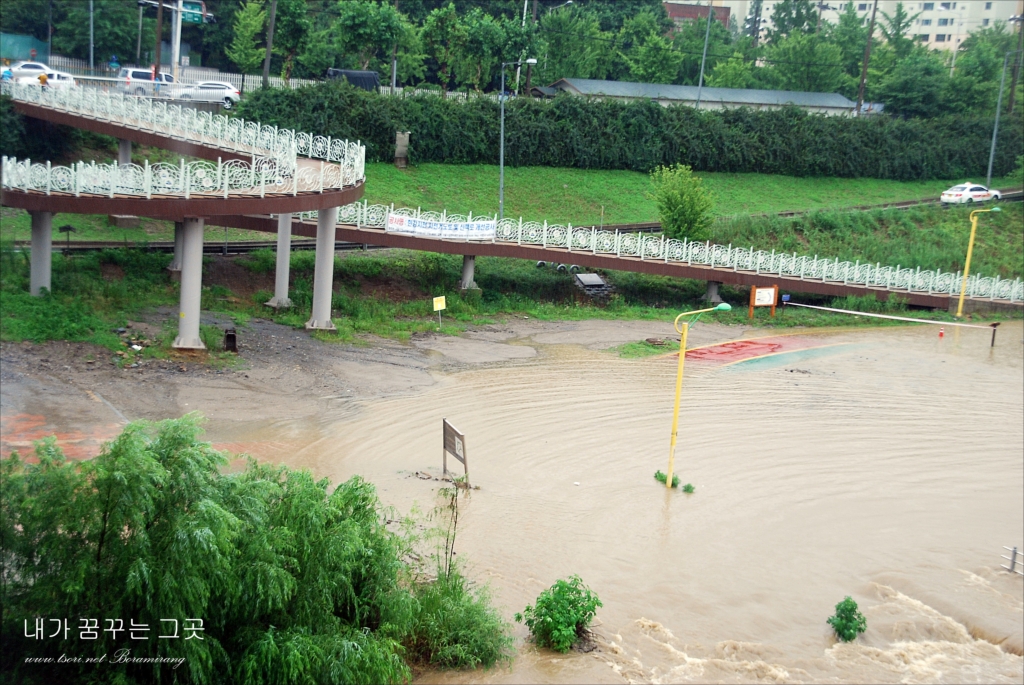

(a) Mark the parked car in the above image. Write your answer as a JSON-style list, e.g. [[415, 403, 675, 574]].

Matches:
[[14, 70, 77, 90], [940, 183, 1002, 205], [118, 67, 175, 96], [9, 61, 50, 79], [177, 81, 240, 109]]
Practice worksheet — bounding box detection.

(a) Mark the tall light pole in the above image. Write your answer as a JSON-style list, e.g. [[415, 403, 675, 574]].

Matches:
[[500, 58, 537, 220], [171, 0, 183, 82], [89, 0, 95, 71], [695, 2, 715, 108], [956, 207, 1001, 319], [1008, 15, 1023, 115], [986, 50, 1023, 189], [938, 6, 964, 77], [664, 303, 732, 490]]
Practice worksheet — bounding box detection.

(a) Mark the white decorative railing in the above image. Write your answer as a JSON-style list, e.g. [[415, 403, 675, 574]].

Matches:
[[300, 203, 1023, 303], [1, 156, 352, 198], [0, 82, 365, 179]]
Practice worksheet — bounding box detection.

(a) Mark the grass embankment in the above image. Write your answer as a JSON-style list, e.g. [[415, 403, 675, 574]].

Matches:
[[2, 164, 1018, 244], [2, 204, 1020, 362]]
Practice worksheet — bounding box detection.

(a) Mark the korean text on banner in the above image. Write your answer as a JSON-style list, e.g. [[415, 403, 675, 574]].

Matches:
[[386, 214, 496, 240]]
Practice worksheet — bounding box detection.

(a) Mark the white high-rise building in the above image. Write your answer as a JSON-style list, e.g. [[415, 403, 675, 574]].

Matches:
[[684, 1, 1023, 51]]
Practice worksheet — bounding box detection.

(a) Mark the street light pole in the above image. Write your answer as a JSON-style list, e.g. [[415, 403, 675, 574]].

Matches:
[[89, 0, 95, 71], [956, 207, 1000, 318], [665, 303, 731, 489], [986, 50, 1023, 189], [695, 2, 715, 108], [499, 58, 536, 220]]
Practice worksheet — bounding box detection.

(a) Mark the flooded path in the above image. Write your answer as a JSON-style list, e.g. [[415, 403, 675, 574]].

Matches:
[[202, 322, 1024, 684]]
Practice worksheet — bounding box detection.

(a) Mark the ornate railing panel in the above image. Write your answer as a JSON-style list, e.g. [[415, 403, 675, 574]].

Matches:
[[303, 202, 1023, 303]]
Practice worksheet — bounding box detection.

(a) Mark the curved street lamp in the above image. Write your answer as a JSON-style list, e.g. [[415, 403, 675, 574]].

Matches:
[[956, 207, 1001, 318], [499, 58, 537, 220], [664, 302, 732, 489]]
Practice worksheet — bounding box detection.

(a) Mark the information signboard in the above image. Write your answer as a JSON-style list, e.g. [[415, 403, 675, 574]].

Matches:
[[748, 285, 778, 319], [386, 214, 496, 241], [442, 418, 468, 483]]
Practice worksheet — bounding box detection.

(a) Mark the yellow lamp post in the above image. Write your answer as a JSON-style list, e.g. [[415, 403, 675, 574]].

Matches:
[[956, 206, 1001, 318], [665, 302, 732, 489]]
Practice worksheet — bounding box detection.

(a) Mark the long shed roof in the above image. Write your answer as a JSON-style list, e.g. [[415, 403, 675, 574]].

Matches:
[[551, 78, 856, 109]]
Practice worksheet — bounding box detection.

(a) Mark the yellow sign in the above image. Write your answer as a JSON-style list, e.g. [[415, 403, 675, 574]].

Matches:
[[433, 296, 447, 311]]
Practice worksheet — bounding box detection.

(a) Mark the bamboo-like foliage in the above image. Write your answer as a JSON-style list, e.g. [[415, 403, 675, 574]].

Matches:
[[234, 82, 1024, 181], [1, 415, 511, 684]]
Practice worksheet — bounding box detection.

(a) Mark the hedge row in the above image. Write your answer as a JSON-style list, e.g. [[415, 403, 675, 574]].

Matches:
[[235, 82, 1023, 181]]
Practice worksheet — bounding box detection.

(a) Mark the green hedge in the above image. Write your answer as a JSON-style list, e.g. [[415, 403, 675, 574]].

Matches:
[[234, 82, 1023, 181]]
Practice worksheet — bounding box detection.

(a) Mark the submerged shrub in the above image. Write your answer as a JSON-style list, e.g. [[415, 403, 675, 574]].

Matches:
[[515, 575, 602, 653], [827, 596, 867, 642]]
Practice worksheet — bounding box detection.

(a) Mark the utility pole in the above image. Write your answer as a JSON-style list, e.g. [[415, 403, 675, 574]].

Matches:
[[1008, 16, 1023, 115], [137, 5, 143, 64], [696, 3, 715, 108], [391, 0, 399, 91], [89, 0, 95, 71], [154, 0, 163, 72], [48, 0, 53, 62], [262, 0, 278, 89], [855, 1, 879, 115], [525, 0, 539, 94], [171, 0, 183, 82], [750, 0, 763, 48]]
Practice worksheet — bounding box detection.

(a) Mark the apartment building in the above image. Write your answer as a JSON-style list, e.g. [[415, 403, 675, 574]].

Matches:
[[692, 0, 1022, 51]]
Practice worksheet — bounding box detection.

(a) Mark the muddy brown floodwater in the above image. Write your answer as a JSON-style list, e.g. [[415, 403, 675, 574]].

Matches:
[[3, 318, 1022, 683]]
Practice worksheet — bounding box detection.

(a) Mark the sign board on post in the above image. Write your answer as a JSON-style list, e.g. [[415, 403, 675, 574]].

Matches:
[[433, 296, 446, 328], [748, 285, 778, 319], [442, 418, 468, 484]]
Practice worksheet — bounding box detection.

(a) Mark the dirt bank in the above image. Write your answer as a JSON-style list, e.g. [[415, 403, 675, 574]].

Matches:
[[0, 314, 742, 459]]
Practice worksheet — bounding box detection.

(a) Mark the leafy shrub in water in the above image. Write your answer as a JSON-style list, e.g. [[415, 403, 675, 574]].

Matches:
[[0, 415, 511, 684], [654, 470, 680, 488], [827, 596, 867, 642], [515, 575, 602, 653], [682, 483, 695, 493]]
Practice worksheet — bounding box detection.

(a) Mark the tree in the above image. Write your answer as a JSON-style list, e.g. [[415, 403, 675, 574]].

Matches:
[[767, 0, 817, 42], [226, 0, 266, 74], [421, 3, 466, 89], [874, 48, 949, 118], [0, 0, 53, 42], [650, 164, 714, 242], [622, 31, 683, 84], [878, 1, 920, 60], [268, 0, 309, 81], [707, 53, 756, 88], [452, 8, 506, 91], [670, 13, 733, 85], [334, 0, 405, 71], [52, 0, 142, 65], [764, 32, 844, 92], [533, 7, 613, 84]]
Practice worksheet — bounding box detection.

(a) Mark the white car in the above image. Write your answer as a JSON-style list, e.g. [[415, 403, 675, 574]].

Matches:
[[178, 81, 240, 109], [940, 183, 1001, 205], [9, 61, 50, 79], [15, 70, 77, 90]]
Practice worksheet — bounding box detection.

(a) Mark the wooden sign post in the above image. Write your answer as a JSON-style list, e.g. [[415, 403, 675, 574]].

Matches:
[[748, 285, 778, 319], [433, 295, 446, 329], [442, 418, 468, 484]]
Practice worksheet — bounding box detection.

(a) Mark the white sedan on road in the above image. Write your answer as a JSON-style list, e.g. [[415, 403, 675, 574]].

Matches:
[[178, 81, 241, 109], [940, 183, 1002, 205], [15, 69, 77, 90]]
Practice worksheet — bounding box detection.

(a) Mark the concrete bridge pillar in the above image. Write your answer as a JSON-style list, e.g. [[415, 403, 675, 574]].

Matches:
[[704, 280, 723, 304], [29, 211, 53, 296], [172, 217, 206, 349], [168, 221, 184, 277], [460, 255, 478, 290], [265, 213, 293, 309], [306, 206, 339, 331], [118, 139, 132, 166]]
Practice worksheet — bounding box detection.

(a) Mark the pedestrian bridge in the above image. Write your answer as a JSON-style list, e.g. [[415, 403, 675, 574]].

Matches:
[[2, 81, 1020, 344]]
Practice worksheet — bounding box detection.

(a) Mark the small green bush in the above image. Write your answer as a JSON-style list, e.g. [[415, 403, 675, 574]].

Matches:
[[515, 575, 602, 653], [654, 470, 680, 488], [682, 483, 695, 493], [650, 163, 714, 242], [827, 596, 867, 642]]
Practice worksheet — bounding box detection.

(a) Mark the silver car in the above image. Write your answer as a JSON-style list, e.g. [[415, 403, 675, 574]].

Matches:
[[178, 81, 241, 109], [9, 61, 50, 79], [118, 67, 176, 96]]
